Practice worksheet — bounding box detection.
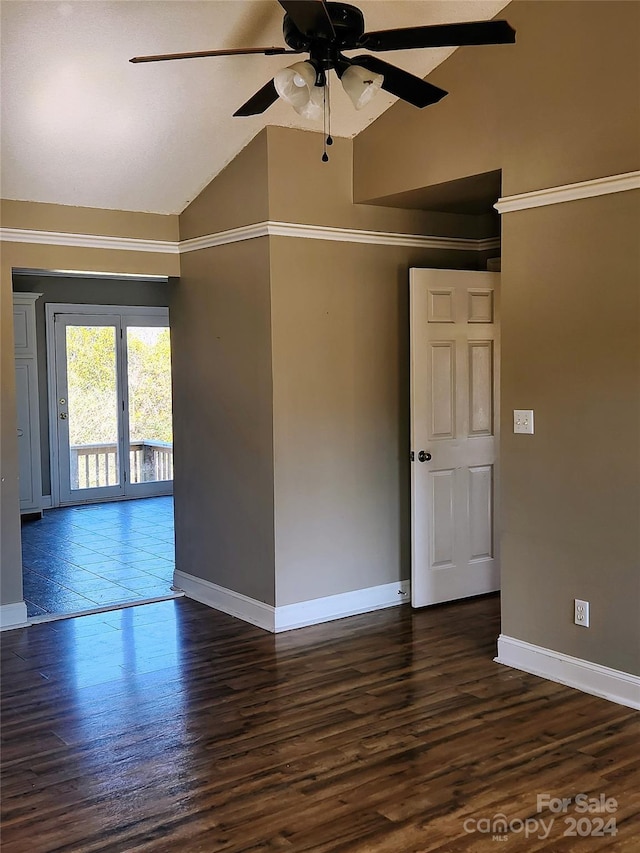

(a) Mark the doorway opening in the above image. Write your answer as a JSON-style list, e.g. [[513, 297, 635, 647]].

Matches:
[[13, 273, 179, 623]]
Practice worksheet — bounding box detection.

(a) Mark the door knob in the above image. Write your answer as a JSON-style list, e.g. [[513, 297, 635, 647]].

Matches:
[[59, 412, 68, 420], [418, 450, 431, 462]]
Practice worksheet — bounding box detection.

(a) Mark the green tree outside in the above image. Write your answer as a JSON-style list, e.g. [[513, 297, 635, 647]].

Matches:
[[66, 325, 173, 447]]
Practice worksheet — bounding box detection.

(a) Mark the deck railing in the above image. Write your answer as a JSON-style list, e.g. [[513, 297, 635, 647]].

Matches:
[[70, 440, 173, 489]]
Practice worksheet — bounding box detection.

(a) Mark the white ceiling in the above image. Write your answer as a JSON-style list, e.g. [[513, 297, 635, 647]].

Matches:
[[1, 0, 509, 215]]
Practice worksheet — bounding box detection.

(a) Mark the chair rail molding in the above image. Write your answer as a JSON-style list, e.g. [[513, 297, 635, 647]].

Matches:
[[1, 223, 500, 256], [495, 171, 640, 214], [0, 228, 179, 254]]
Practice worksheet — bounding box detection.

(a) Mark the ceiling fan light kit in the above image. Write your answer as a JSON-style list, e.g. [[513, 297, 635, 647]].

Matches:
[[131, 0, 515, 158], [339, 64, 383, 110], [274, 61, 324, 119]]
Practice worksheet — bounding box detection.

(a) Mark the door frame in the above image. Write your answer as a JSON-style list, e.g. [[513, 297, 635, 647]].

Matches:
[[45, 303, 171, 507]]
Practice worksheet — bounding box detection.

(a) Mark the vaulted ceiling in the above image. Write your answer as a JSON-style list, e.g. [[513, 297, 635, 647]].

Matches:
[[1, 1, 509, 215]]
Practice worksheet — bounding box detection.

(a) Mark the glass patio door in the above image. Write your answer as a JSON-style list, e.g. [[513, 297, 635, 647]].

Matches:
[[52, 307, 172, 506], [124, 321, 173, 496]]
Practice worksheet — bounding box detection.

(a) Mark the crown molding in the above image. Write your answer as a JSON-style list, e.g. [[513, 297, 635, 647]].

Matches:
[[1, 221, 500, 256], [0, 227, 180, 254], [495, 171, 640, 214]]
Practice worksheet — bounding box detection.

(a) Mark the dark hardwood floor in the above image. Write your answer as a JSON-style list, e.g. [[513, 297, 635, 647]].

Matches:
[[1, 595, 638, 852]]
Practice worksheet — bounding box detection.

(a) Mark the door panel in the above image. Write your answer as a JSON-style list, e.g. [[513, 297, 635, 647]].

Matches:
[[125, 324, 173, 491], [429, 342, 455, 438], [410, 268, 499, 607], [55, 316, 124, 504]]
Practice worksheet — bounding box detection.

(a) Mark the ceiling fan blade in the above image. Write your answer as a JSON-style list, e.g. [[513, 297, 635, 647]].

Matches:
[[350, 55, 447, 109], [277, 1, 335, 39], [233, 79, 280, 117], [359, 20, 516, 52], [130, 46, 301, 64]]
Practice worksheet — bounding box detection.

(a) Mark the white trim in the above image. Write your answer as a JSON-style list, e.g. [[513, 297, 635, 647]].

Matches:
[[26, 592, 183, 626], [41, 495, 53, 509], [173, 570, 275, 631], [173, 570, 411, 633], [14, 268, 169, 282], [495, 171, 640, 214], [0, 602, 28, 631], [2, 223, 499, 255], [179, 222, 270, 252], [180, 221, 500, 254], [495, 634, 640, 710], [274, 579, 410, 631], [0, 228, 179, 254]]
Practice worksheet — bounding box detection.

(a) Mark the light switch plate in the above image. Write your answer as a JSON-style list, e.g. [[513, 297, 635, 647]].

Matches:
[[513, 409, 534, 434]]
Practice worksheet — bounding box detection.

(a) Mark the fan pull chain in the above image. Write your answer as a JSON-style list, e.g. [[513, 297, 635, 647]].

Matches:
[[322, 72, 332, 162]]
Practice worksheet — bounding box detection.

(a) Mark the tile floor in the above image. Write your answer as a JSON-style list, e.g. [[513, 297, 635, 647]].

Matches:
[[21, 496, 176, 619]]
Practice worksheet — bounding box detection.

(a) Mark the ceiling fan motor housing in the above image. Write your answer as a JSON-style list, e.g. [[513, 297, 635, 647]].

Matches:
[[283, 2, 365, 51]]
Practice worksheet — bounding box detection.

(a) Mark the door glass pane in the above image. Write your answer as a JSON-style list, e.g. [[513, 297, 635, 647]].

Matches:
[[66, 325, 120, 490], [126, 326, 173, 484]]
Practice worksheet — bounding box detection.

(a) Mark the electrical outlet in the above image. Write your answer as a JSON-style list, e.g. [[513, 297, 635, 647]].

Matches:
[[574, 599, 590, 627]]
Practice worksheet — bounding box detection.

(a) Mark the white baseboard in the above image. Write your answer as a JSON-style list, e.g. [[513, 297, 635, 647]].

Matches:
[[173, 570, 275, 631], [495, 634, 640, 710], [274, 580, 410, 631], [173, 570, 410, 634], [0, 601, 28, 631]]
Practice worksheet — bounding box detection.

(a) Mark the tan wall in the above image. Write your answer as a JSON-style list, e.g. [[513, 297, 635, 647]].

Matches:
[[171, 240, 276, 605], [266, 126, 495, 238], [265, 129, 491, 606], [500, 191, 640, 674], [175, 125, 489, 609], [270, 236, 480, 606], [176, 139, 276, 604], [1, 199, 178, 241], [179, 130, 270, 240], [355, 0, 640, 673], [354, 1, 640, 202], [0, 201, 179, 607]]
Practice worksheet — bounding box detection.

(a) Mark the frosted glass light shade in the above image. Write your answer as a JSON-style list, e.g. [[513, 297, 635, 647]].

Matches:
[[274, 62, 324, 120], [340, 64, 383, 109]]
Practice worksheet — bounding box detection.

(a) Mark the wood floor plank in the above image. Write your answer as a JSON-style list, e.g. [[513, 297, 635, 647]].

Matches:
[[1, 595, 638, 852]]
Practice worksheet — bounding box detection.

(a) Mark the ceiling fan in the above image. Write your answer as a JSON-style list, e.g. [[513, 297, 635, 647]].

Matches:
[[130, 0, 516, 119]]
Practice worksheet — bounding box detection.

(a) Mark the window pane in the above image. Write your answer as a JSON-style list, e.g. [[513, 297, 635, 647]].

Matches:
[[126, 326, 173, 484], [66, 325, 120, 490]]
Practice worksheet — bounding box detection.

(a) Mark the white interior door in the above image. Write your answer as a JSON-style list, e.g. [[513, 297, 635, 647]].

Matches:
[[50, 305, 173, 506], [410, 268, 500, 607]]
